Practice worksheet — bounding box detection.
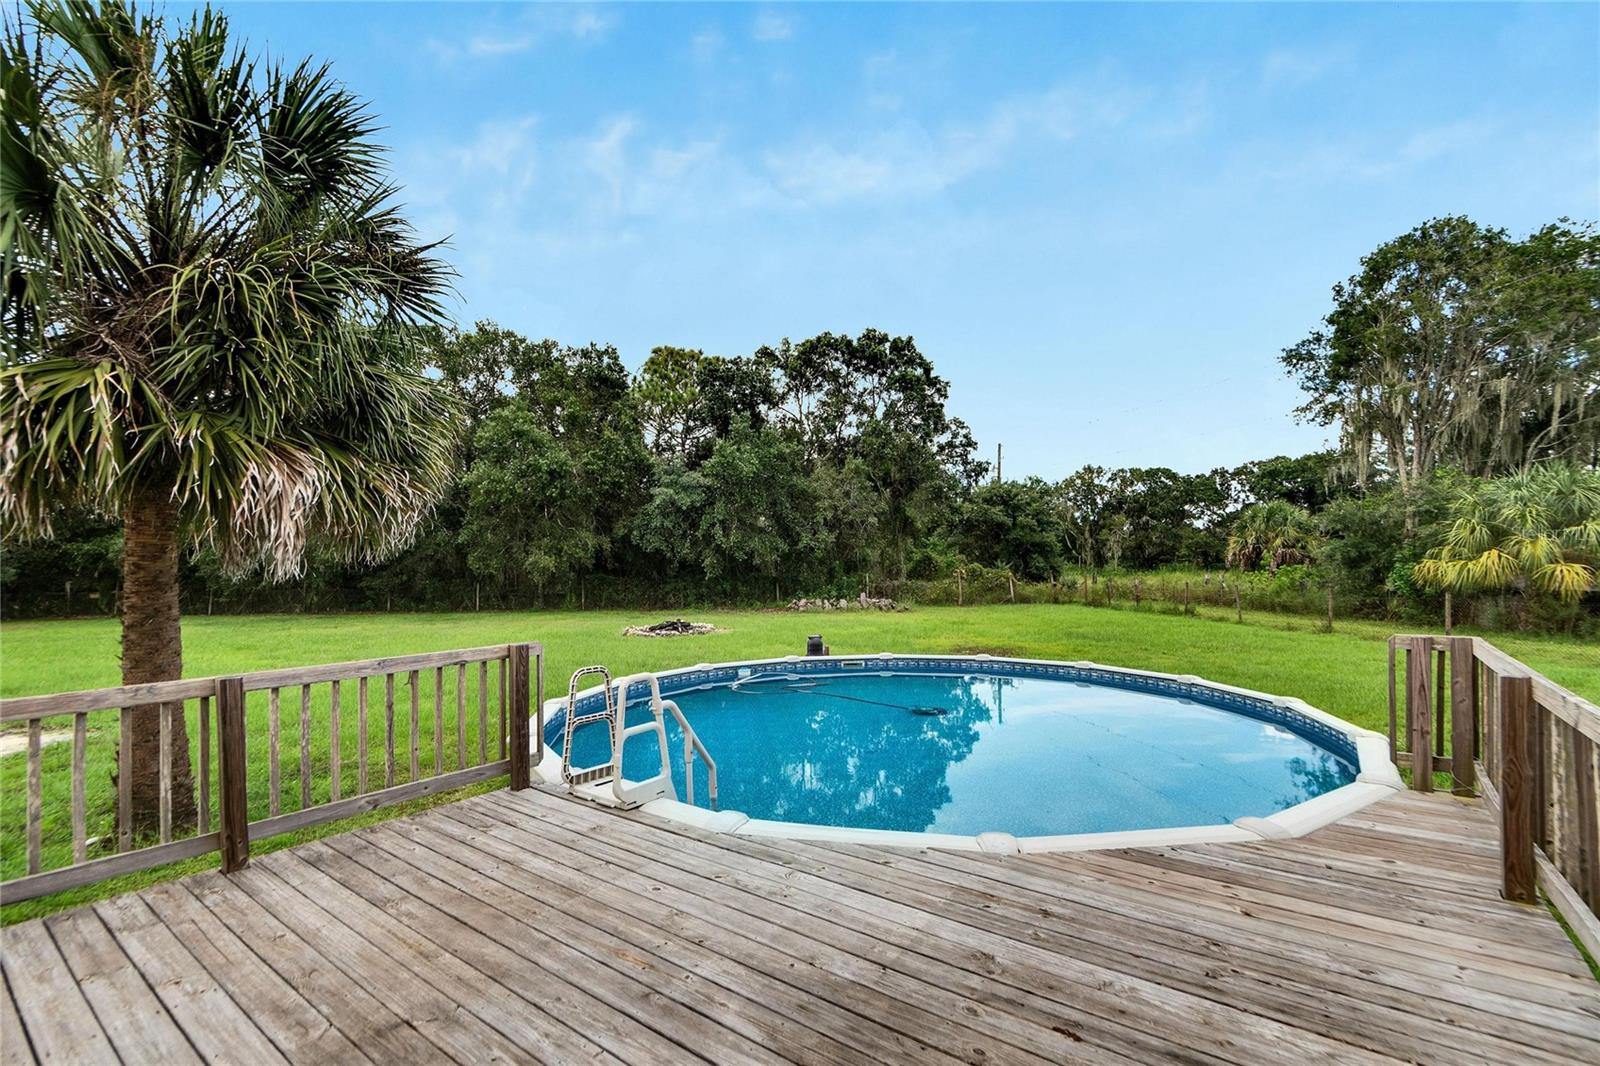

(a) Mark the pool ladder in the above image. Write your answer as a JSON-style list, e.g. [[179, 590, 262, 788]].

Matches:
[[561, 666, 718, 811]]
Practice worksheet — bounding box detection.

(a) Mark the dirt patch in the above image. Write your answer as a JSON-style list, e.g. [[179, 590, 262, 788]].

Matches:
[[0, 728, 72, 758]]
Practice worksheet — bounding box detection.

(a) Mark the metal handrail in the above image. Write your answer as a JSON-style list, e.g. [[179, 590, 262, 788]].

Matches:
[[604, 672, 719, 810], [663, 698, 718, 809]]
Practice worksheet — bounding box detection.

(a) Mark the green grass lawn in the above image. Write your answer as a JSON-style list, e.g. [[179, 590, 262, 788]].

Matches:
[[2, 602, 1596, 923]]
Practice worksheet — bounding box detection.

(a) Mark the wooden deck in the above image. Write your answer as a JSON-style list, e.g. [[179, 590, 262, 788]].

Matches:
[[4, 787, 1598, 1065]]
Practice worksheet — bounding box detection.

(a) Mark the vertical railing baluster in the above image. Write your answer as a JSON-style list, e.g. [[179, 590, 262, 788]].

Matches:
[[1536, 695, 1551, 853], [1450, 637, 1476, 796], [385, 673, 396, 788], [499, 657, 508, 759], [409, 669, 421, 780], [329, 679, 341, 803], [26, 720, 42, 874], [1473, 654, 1484, 763], [534, 644, 544, 765], [159, 701, 173, 843], [456, 663, 467, 770], [434, 666, 444, 774], [1434, 646, 1447, 759], [269, 687, 282, 816], [1484, 666, 1499, 785], [300, 684, 312, 809], [1554, 719, 1576, 876], [358, 676, 369, 795], [1407, 636, 1434, 790], [478, 660, 489, 764], [198, 694, 212, 833], [71, 712, 87, 864], [1386, 638, 1398, 766], [118, 707, 132, 852], [1574, 731, 1599, 908]]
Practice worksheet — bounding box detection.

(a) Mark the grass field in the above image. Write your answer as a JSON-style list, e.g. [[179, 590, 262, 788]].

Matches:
[[2, 601, 1596, 923]]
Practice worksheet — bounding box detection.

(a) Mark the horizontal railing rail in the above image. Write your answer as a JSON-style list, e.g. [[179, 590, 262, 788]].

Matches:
[[0, 642, 542, 903], [1387, 634, 1599, 959]]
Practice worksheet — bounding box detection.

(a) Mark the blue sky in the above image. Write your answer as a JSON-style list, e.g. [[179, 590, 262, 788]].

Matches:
[[217, 1, 1598, 479]]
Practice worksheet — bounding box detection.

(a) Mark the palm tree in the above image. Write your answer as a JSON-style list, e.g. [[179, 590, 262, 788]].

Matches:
[[1413, 465, 1599, 601], [1226, 500, 1318, 574], [2, 2, 459, 832]]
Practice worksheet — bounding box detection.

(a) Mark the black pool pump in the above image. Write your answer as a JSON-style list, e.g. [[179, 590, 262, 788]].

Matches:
[[805, 634, 829, 656]]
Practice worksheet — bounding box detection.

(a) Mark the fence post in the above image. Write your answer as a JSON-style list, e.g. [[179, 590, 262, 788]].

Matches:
[[1449, 637, 1477, 795], [1499, 674, 1536, 903], [508, 644, 532, 791], [1407, 636, 1434, 791], [216, 676, 251, 873]]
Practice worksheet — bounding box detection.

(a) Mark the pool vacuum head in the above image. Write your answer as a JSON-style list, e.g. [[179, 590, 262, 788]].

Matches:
[[911, 706, 950, 717]]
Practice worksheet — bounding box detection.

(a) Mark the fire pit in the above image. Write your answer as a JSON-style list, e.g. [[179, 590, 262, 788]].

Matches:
[[622, 619, 719, 637]]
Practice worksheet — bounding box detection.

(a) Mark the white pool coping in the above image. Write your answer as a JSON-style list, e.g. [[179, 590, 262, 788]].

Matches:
[[532, 652, 1404, 854]]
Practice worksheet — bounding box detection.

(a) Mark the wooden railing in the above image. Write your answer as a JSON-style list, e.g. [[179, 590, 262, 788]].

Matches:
[[1388, 635, 1599, 957], [0, 642, 542, 903]]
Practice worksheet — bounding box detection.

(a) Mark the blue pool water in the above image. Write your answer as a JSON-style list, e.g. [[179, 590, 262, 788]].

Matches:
[[555, 667, 1357, 837]]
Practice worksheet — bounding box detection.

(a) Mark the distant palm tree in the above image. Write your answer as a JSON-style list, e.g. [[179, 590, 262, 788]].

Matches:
[[1226, 500, 1318, 574], [2, 2, 459, 831], [1414, 465, 1599, 601]]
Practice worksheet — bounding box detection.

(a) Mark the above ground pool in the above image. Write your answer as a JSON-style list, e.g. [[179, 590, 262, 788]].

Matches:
[[540, 655, 1400, 851]]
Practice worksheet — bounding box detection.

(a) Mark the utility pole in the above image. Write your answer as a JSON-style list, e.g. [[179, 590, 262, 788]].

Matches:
[[995, 442, 1002, 483]]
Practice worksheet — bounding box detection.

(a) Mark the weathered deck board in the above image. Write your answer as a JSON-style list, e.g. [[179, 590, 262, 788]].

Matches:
[[5, 787, 1599, 1065]]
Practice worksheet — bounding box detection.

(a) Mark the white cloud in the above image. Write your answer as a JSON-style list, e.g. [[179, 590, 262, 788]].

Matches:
[[427, 5, 618, 63], [404, 66, 1214, 276], [463, 34, 537, 58], [1261, 46, 1348, 88], [862, 50, 904, 111], [583, 117, 640, 213], [1264, 119, 1497, 182], [691, 27, 724, 63], [762, 81, 1144, 204], [449, 116, 538, 180], [568, 8, 618, 40], [752, 10, 794, 42], [1399, 120, 1489, 163]]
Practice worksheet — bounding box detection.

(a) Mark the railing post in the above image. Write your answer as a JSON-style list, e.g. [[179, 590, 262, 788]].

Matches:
[[1407, 636, 1434, 791], [508, 644, 531, 791], [216, 677, 251, 873], [1500, 674, 1536, 903], [1449, 637, 1477, 796]]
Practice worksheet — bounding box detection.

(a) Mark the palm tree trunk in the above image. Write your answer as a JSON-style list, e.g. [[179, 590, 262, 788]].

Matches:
[[119, 487, 198, 835]]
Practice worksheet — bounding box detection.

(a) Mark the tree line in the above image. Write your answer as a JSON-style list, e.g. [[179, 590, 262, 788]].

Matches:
[[2, 316, 1367, 614], [9, 268, 1596, 634]]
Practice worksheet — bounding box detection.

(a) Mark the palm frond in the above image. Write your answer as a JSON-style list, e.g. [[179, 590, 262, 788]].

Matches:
[[1530, 561, 1596, 600], [5, 1, 458, 579]]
